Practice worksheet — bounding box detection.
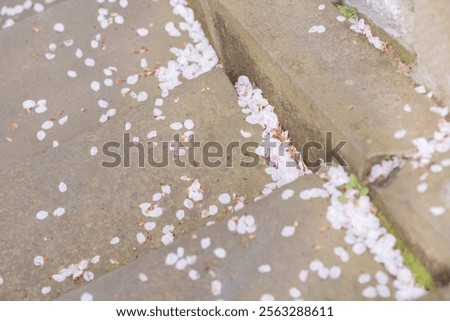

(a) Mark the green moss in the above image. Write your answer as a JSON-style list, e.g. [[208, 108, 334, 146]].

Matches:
[[344, 173, 434, 290], [337, 5, 357, 19], [335, 4, 415, 66], [376, 210, 434, 290]]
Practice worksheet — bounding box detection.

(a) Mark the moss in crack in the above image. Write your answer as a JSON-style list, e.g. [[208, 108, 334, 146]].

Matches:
[[334, 3, 415, 70], [342, 173, 434, 290], [376, 210, 434, 291], [337, 5, 357, 19]]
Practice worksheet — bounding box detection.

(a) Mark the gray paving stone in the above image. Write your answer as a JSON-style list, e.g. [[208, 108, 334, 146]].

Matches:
[[191, 0, 439, 175], [421, 283, 450, 301], [371, 157, 450, 285], [0, 0, 189, 171], [1, 0, 448, 302], [0, 67, 273, 300], [59, 175, 394, 300]]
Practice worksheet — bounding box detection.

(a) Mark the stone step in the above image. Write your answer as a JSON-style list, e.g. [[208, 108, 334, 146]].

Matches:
[[0, 63, 273, 299], [190, 0, 450, 290], [0, 0, 191, 172], [59, 175, 397, 300], [1, 0, 66, 30], [421, 283, 450, 300], [191, 0, 438, 175], [1, 0, 448, 301], [371, 156, 450, 286]]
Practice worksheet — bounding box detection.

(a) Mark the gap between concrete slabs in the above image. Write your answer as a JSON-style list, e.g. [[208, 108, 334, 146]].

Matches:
[[370, 158, 450, 286]]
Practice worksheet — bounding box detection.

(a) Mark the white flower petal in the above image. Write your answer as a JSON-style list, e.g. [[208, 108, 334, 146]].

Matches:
[[41, 286, 51, 295], [183, 198, 194, 209], [170, 122, 183, 130], [83, 271, 94, 282], [136, 232, 146, 244], [176, 210, 185, 221], [58, 115, 68, 125], [330, 266, 341, 279], [22, 99, 36, 109], [137, 91, 148, 102], [358, 273, 371, 284], [165, 253, 178, 266], [289, 287, 302, 299], [218, 193, 231, 204], [394, 129, 407, 139], [136, 28, 149, 37], [375, 271, 389, 285], [37, 130, 46, 141], [127, 74, 139, 85], [85, 58, 95, 67], [260, 294, 274, 301], [429, 206, 445, 216], [144, 222, 156, 231], [110, 237, 120, 245], [318, 266, 330, 279], [258, 264, 271, 273], [281, 225, 295, 237], [309, 260, 323, 272], [299, 269, 309, 282], [34, 256, 45, 266], [213, 248, 227, 259], [90, 146, 98, 156], [240, 129, 252, 138], [147, 130, 158, 139], [36, 210, 48, 220], [41, 121, 54, 130], [53, 207, 65, 217], [184, 119, 194, 130], [58, 182, 67, 193], [53, 23, 65, 32], [138, 273, 148, 282], [211, 280, 222, 296], [188, 269, 200, 280], [415, 85, 426, 94], [161, 185, 171, 194], [281, 189, 294, 200], [80, 292, 93, 301], [362, 286, 377, 298], [201, 237, 211, 250], [98, 99, 109, 109]]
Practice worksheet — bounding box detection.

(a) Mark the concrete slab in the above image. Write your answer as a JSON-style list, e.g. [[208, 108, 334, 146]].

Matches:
[[0, 68, 272, 300], [0, 0, 189, 171], [1, 0, 65, 30], [371, 157, 450, 285], [421, 284, 450, 301], [343, 0, 450, 107], [191, 0, 439, 175], [59, 175, 396, 300]]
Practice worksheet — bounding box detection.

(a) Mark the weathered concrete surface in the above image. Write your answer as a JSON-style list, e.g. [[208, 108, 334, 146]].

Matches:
[[344, 0, 450, 107], [1, 0, 66, 30], [0, 0, 189, 172], [60, 175, 396, 300], [190, 0, 439, 176], [1, 0, 446, 302], [0, 67, 273, 300], [422, 284, 450, 300], [371, 158, 450, 285], [343, 0, 413, 41]]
